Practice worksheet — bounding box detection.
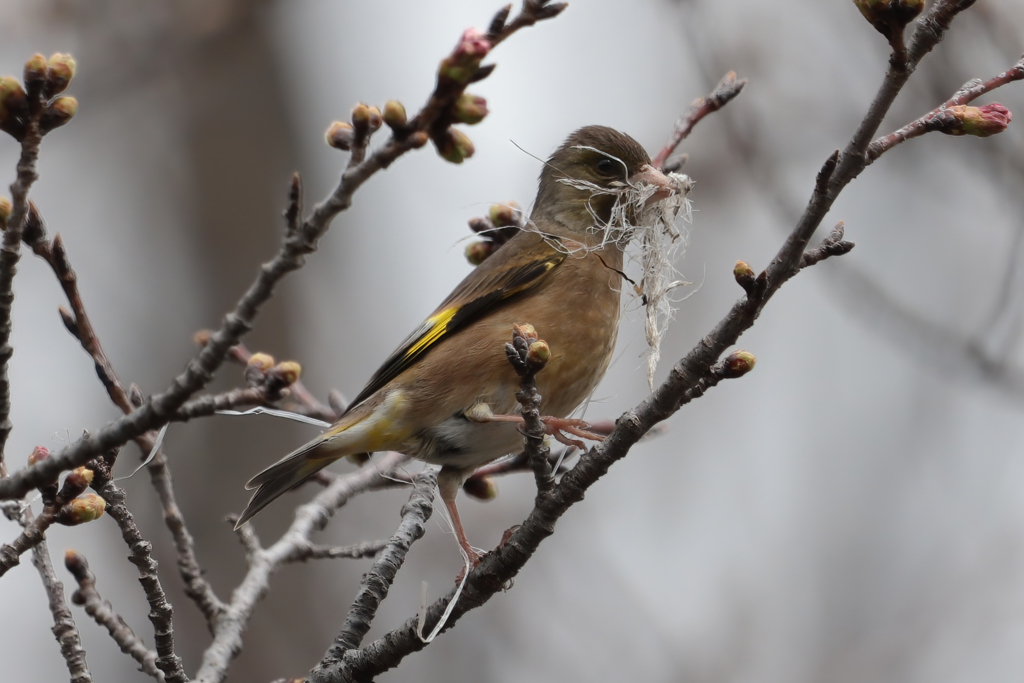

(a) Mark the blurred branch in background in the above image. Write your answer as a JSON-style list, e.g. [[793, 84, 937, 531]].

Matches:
[[677, 0, 1024, 402]]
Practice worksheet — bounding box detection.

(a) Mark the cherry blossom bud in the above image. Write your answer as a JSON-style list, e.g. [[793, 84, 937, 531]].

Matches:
[[326, 121, 355, 150], [465, 240, 496, 265], [270, 361, 302, 386], [23, 54, 46, 92], [438, 28, 491, 85], [28, 445, 49, 466], [382, 100, 407, 129], [945, 103, 1013, 138], [39, 96, 77, 133], [45, 53, 76, 98], [463, 475, 499, 501], [453, 93, 488, 125], [58, 494, 106, 525], [434, 127, 474, 164], [723, 350, 757, 378], [527, 340, 550, 367], [734, 260, 756, 290]]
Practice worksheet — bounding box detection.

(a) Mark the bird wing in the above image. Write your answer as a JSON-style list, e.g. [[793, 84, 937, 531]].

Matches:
[[345, 232, 566, 411]]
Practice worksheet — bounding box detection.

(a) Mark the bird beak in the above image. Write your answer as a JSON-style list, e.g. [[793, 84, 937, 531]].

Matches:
[[629, 164, 677, 205]]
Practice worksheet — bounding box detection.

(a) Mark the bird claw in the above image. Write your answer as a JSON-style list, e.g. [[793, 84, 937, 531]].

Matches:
[[540, 416, 605, 450]]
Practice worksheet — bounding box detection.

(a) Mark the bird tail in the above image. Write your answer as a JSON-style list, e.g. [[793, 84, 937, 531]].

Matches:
[[234, 437, 341, 529]]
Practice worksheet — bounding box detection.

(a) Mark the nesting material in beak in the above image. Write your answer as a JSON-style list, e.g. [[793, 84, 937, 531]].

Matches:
[[630, 164, 677, 205]]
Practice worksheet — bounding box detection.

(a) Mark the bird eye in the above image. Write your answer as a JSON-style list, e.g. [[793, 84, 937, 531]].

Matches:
[[595, 157, 619, 176]]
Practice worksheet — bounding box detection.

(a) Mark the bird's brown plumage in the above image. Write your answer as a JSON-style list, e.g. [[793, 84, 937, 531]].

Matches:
[[236, 126, 673, 541]]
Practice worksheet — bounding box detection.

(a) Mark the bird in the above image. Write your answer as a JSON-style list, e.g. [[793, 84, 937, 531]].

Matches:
[[236, 125, 678, 564]]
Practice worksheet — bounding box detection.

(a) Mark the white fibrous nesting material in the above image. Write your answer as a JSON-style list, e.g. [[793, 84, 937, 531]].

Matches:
[[553, 153, 695, 388]]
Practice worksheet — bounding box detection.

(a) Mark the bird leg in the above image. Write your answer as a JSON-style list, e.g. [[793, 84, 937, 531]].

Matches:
[[437, 466, 482, 568], [464, 402, 605, 450]]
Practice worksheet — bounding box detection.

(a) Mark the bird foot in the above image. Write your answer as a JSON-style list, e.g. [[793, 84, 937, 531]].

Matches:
[[539, 416, 605, 450]]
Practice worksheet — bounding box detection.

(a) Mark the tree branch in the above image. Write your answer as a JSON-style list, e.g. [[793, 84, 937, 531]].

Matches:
[[65, 549, 165, 682]]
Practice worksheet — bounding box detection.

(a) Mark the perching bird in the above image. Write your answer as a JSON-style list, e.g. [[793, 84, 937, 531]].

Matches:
[[236, 126, 677, 563]]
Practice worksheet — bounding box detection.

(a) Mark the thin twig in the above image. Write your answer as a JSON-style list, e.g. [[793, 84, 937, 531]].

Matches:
[[0, 504, 56, 577], [867, 55, 1024, 160], [91, 463, 187, 683], [651, 70, 748, 170], [284, 539, 388, 563], [65, 550, 165, 682], [312, 470, 436, 673], [192, 452, 409, 683], [27, 509, 93, 683], [0, 110, 44, 472]]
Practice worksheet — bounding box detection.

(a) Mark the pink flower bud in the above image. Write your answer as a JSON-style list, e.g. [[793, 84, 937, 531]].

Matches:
[[951, 102, 1013, 138], [28, 445, 49, 466], [438, 28, 492, 85]]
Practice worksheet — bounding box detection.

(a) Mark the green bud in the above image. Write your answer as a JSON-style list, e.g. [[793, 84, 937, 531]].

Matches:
[[382, 100, 407, 129], [464, 240, 496, 265], [45, 53, 76, 98], [434, 127, 474, 164], [58, 494, 106, 526], [453, 93, 488, 125]]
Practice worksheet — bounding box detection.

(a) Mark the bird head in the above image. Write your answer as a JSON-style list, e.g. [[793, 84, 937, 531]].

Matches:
[[531, 125, 677, 243]]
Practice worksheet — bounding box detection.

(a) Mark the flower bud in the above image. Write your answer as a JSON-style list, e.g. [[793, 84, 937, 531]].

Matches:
[[67, 466, 94, 488], [853, 0, 923, 38], [23, 53, 47, 92], [382, 100, 407, 129], [463, 475, 499, 501], [59, 494, 106, 526], [64, 548, 87, 574], [453, 93, 488, 125], [351, 103, 381, 133], [434, 127, 474, 164], [270, 360, 302, 386], [734, 260, 755, 290], [28, 445, 49, 466], [39, 96, 77, 133], [489, 202, 521, 228], [527, 340, 550, 367], [723, 350, 757, 378], [247, 352, 275, 373], [438, 28, 491, 85], [45, 53, 76, 98], [59, 466, 94, 501], [946, 103, 1013, 138], [326, 121, 355, 151], [464, 240, 496, 265], [0, 76, 27, 140], [514, 323, 538, 342]]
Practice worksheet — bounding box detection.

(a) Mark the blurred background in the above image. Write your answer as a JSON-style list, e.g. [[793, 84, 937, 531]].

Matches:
[[2, 0, 1024, 680]]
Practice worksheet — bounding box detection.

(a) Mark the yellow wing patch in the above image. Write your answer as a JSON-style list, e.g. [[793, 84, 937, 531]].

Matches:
[[406, 308, 458, 358]]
